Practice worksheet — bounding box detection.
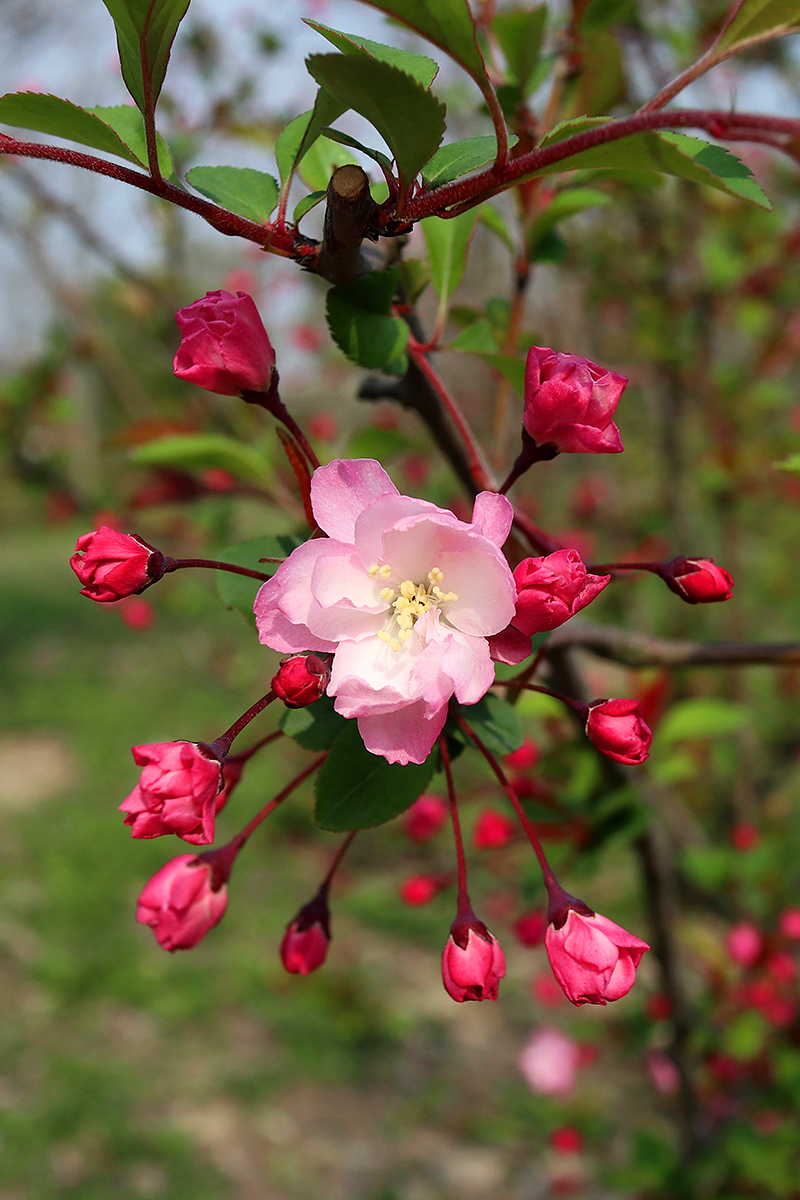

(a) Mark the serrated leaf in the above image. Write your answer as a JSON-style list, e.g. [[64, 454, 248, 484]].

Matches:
[[453, 692, 524, 755], [0, 92, 142, 166], [535, 122, 771, 209], [658, 699, 747, 745], [89, 104, 175, 177], [294, 190, 326, 223], [326, 267, 409, 374], [493, 6, 547, 93], [357, 0, 487, 84], [185, 165, 278, 223], [280, 695, 347, 750], [447, 319, 498, 353], [527, 186, 610, 255], [297, 134, 358, 192], [321, 127, 393, 172], [304, 19, 439, 87], [215, 533, 305, 621], [422, 134, 518, 187], [715, 0, 800, 53], [130, 434, 270, 482], [306, 53, 446, 191], [101, 0, 190, 113], [282, 90, 348, 190], [315, 720, 436, 830], [421, 208, 480, 307]]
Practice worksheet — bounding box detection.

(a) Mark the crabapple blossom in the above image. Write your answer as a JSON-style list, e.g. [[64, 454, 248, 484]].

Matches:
[[726, 922, 762, 968], [524, 346, 626, 454], [119, 741, 223, 845], [173, 290, 275, 395], [519, 1027, 582, 1095], [136, 854, 228, 951], [472, 808, 515, 850], [441, 923, 506, 1002], [545, 909, 650, 1006], [255, 459, 517, 765], [70, 527, 164, 602], [402, 794, 448, 842], [400, 875, 440, 906], [585, 699, 652, 765]]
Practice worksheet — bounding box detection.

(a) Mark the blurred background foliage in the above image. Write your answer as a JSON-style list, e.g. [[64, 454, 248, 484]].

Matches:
[[2, 0, 800, 1197]]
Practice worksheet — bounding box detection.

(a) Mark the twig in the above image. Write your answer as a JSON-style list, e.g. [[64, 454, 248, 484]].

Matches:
[[545, 619, 800, 668]]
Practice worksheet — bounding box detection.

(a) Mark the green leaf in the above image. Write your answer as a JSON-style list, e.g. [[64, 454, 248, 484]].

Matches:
[[422, 133, 518, 187], [129, 434, 271, 482], [453, 693, 524, 756], [315, 720, 436, 830], [306, 53, 446, 191], [89, 104, 175, 177], [580, 0, 636, 35], [356, 0, 487, 85], [297, 134, 359, 192], [0, 92, 142, 166], [185, 165, 279, 223], [421, 208, 480, 305], [493, 6, 547, 93], [535, 122, 771, 209], [304, 19, 439, 87], [448, 318, 498, 353], [479, 203, 515, 250], [282, 90, 348, 189], [321, 127, 393, 173], [658, 698, 747, 745], [101, 0, 190, 113], [774, 453, 800, 473], [527, 186, 611, 255], [280, 696, 347, 751], [293, 191, 326, 223], [398, 257, 431, 303], [215, 533, 305, 621], [715, 0, 800, 53], [326, 267, 409, 374]]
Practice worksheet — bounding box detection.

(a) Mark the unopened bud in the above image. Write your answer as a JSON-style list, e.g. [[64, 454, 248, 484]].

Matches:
[[70, 527, 166, 603], [272, 654, 331, 708]]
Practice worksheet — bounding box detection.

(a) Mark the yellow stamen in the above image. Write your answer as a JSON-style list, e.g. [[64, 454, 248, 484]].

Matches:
[[379, 587, 395, 600]]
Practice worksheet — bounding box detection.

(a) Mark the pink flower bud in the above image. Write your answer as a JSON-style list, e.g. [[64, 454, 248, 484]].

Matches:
[[510, 550, 610, 636], [660, 557, 734, 604], [272, 653, 331, 708], [402, 793, 449, 842], [513, 910, 547, 947], [119, 741, 223, 845], [280, 895, 330, 976], [400, 875, 440, 906], [726, 921, 762, 968], [585, 699, 652, 765], [545, 909, 650, 1006], [173, 290, 276, 396], [523, 345, 626, 454], [519, 1027, 582, 1095], [550, 1126, 583, 1153], [472, 808, 515, 850], [780, 908, 800, 940], [505, 737, 539, 770], [70, 527, 165, 603], [136, 854, 228, 951], [442, 920, 506, 1002]]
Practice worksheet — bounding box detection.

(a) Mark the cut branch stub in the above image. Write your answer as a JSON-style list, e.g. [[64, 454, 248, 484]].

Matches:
[[316, 164, 378, 285]]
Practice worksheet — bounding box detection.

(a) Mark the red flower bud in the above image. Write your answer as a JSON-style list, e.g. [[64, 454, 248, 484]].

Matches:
[[472, 808, 515, 850], [280, 894, 331, 976], [272, 653, 332, 708], [545, 909, 649, 1006], [70, 527, 165, 603], [524, 346, 626, 455], [119, 741, 223, 845], [550, 1126, 583, 1154], [400, 874, 440, 906], [505, 737, 540, 771], [442, 917, 506, 1002], [511, 549, 610, 636], [660, 557, 734, 604], [780, 908, 800, 939], [585, 699, 652, 765], [402, 793, 448, 843], [136, 854, 228, 951], [513, 910, 547, 947], [173, 290, 275, 396]]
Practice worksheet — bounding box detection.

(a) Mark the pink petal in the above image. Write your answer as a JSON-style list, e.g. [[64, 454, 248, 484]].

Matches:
[[471, 492, 514, 546], [310, 458, 397, 543], [356, 700, 448, 765]]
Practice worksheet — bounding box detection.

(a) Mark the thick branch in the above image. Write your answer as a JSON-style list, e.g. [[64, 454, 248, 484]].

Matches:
[[547, 619, 800, 668], [316, 165, 378, 285]]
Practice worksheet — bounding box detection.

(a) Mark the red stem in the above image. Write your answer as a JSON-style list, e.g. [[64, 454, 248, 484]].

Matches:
[[166, 558, 272, 582], [502, 680, 587, 715], [439, 735, 470, 910], [588, 561, 659, 573], [455, 713, 557, 889], [234, 729, 284, 763], [511, 512, 562, 555], [320, 829, 358, 892], [212, 690, 277, 757]]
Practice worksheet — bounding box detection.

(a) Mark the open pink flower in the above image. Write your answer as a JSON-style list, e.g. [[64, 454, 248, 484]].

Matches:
[[136, 854, 228, 951], [255, 459, 516, 765], [524, 346, 626, 454], [545, 910, 650, 1006], [119, 741, 223, 844], [173, 290, 275, 396]]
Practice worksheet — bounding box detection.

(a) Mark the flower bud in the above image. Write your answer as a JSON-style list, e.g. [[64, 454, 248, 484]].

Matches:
[[402, 793, 448, 843], [726, 921, 762, 968], [780, 908, 800, 940], [511, 549, 610, 636], [660, 556, 734, 604], [523, 345, 626, 455], [442, 917, 506, 1002], [136, 854, 228, 951], [119, 741, 223, 845], [505, 737, 539, 771], [513, 910, 547, 947], [472, 808, 515, 850], [519, 1027, 581, 1095], [545, 909, 650, 1006], [70, 527, 165, 603], [585, 698, 652, 765], [400, 874, 440, 906], [173, 290, 276, 396], [280, 894, 331, 976], [272, 653, 331, 708]]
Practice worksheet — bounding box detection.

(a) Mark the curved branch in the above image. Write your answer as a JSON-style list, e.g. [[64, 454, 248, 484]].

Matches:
[[546, 619, 800, 668]]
